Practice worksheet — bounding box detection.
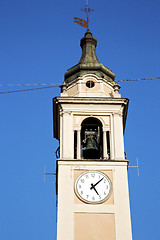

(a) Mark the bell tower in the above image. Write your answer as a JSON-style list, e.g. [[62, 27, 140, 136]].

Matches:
[[53, 30, 132, 240]]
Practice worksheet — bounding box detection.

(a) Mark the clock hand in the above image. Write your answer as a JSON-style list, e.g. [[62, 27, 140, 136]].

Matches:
[[90, 177, 104, 190], [90, 183, 99, 195]]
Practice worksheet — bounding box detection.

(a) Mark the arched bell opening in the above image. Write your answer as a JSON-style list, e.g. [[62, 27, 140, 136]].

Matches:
[[81, 117, 103, 159]]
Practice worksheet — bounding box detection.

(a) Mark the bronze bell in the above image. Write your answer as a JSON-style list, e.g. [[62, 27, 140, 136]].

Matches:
[[85, 135, 98, 151]]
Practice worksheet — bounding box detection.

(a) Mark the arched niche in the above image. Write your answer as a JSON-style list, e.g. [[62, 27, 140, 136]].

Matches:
[[81, 117, 103, 159]]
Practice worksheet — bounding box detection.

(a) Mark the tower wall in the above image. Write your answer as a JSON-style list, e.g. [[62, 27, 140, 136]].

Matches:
[[56, 160, 132, 240]]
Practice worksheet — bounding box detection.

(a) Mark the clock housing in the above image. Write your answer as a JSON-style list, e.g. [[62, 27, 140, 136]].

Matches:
[[74, 171, 112, 204]]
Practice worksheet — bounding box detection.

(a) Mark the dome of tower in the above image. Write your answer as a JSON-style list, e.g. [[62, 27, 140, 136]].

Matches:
[[64, 29, 115, 84]]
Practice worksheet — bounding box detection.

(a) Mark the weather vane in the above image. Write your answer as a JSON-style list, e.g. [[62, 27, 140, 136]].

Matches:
[[74, 0, 94, 29]]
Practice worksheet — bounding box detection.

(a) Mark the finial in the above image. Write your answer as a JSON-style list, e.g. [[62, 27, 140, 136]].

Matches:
[[113, 82, 121, 94], [74, 0, 94, 30], [60, 82, 67, 93], [81, 0, 94, 29]]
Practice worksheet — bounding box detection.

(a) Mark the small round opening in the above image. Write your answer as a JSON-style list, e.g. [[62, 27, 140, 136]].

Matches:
[[86, 80, 95, 88]]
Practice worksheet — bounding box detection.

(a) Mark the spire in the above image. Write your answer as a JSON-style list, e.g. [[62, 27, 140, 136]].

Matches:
[[64, 30, 115, 84], [78, 29, 99, 64]]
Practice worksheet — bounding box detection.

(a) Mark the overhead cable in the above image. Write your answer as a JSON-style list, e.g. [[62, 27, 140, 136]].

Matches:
[[117, 77, 160, 82], [0, 77, 160, 87], [0, 85, 59, 95], [0, 77, 160, 95], [0, 83, 61, 87]]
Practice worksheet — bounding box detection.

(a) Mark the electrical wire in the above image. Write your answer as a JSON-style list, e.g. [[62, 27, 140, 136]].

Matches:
[[0, 83, 61, 87], [117, 77, 160, 82], [0, 77, 159, 87], [0, 77, 160, 94], [0, 85, 59, 95]]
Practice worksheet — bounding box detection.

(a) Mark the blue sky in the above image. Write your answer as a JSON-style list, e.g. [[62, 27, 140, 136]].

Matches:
[[0, 0, 160, 239]]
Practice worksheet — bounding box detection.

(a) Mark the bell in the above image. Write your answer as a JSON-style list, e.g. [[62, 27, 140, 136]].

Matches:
[[83, 135, 99, 159], [85, 135, 98, 151]]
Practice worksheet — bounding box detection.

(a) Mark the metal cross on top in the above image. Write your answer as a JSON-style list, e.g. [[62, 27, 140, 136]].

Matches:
[[74, 1, 94, 29], [81, 0, 94, 26]]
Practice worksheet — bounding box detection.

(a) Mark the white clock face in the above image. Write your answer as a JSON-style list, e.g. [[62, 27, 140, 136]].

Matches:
[[75, 171, 111, 204]]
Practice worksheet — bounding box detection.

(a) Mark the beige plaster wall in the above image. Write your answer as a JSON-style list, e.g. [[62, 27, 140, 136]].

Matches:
[[73, 114, 110, 130], [74, 212, 116, 240], [67, 84, 78, 96], [63, 74, 117, 98], [103, 84, 114, 96], [56, 160, 132, 240]]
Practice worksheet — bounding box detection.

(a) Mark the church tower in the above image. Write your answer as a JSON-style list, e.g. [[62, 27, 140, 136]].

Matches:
[[53, 30, 132, 240]]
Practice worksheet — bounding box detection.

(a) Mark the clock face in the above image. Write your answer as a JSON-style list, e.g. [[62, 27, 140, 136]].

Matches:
[[75, 171, 111, 204]]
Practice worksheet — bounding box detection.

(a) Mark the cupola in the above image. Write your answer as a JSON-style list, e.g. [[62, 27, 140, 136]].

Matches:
[[61, 30, 120, 98]]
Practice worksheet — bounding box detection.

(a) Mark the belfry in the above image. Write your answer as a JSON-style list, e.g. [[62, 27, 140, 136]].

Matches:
[[53, 30, 132, 240]]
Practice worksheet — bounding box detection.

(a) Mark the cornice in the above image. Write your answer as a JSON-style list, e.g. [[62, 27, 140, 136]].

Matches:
[[54, 96, 129, 105]]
